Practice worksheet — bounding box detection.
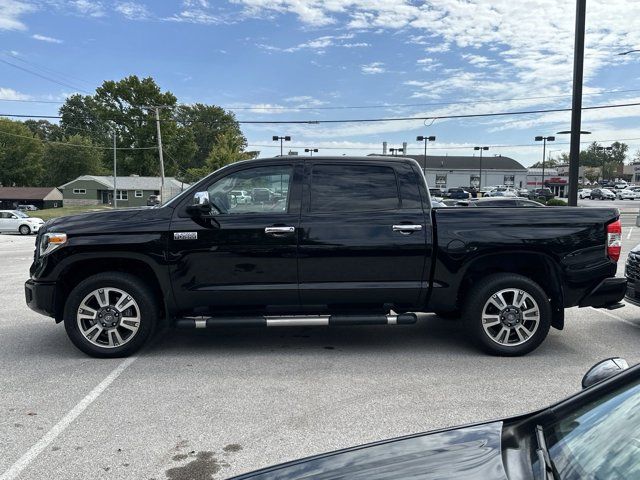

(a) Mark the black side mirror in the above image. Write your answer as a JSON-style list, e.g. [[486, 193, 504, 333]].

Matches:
[[186, 191, 212, 216], [582, 357, 629, 389]]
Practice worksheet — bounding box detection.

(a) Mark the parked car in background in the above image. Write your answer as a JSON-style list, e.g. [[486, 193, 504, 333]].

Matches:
[[252, 187, 274, 202], [578, 188, 592, 199], [616, 189, 640, 200], [591, 188, 615, 200], [0, 210, 44, 235], [428, 188, 443, 199], [431, 200, 447, 208], [613, 182, 628, 190], [233, 358, 639, 480], [487, 190, 518, 197], [146, 194, 160, 206], [528, 188, 554, 201], [458, 198, 543, 207], [17, 204, 39, 211], [230, 190, 252, 204], [516, 188, 529, 197], [443, 187, 470, 199]]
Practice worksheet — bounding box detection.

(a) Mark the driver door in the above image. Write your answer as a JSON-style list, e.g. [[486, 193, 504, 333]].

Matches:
[[169, 162, 302, 314]]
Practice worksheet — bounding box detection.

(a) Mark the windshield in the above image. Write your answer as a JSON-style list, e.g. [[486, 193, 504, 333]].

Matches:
[[12, 211, 28, 218], [543, 377, 640, 479]]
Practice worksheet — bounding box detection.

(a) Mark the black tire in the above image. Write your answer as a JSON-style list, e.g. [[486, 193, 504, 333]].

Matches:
[[19, 225, 30, 235], [63, 272, 158, 358], [462, 273, 551, 356]]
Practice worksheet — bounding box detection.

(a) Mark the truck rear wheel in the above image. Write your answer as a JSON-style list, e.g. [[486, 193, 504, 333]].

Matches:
[[463, 274, 551, 356], [63, 272, 157, 358]]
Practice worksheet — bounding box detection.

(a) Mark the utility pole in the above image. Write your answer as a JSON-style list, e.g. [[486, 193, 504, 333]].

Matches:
[[113, 130, 117, 209], [568, 0, 587, 206], [142, 106, 170, 203]]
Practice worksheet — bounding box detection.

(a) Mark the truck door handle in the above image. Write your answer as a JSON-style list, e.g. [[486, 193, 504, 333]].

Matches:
[[265, 226, 295, 235], [392, 224, 423, 234]]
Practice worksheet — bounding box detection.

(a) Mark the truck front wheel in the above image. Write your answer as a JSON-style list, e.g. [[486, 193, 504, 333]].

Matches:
[[63, 272, 158, 358], [463, 274, 551, 356]]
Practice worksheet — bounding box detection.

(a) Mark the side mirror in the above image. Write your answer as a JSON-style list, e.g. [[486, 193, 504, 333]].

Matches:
[[186, 191, 212, 215], [582, 357, 629, 389]]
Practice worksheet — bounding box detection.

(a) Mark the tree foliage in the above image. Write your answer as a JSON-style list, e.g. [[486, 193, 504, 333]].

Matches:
[[0, 118, 44, 187], [0, 75, 251, 188]]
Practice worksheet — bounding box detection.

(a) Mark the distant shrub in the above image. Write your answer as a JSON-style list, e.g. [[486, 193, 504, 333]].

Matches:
[[545, 198, 568, 206]]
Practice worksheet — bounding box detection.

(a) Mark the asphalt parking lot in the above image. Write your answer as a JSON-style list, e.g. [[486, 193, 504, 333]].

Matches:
[[2, 214, 640, 480]]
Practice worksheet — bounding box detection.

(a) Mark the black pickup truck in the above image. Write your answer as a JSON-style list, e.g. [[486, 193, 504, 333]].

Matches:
[[25, 156, 626, 358]]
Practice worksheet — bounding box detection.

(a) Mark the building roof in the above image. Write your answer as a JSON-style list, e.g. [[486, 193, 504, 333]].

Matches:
[[404, 155, 527, 171], [0, 187, 60, 200], [59, 175, 186, 190]]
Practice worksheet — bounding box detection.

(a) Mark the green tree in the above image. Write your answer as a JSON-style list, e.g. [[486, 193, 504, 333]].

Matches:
[[43, 135, 105, 186], [24, 120, 64, 142], [174, 104, 246, 169], [0, 118, 44, 186]]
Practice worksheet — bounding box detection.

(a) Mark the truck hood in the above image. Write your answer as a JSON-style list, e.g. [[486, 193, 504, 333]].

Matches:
[[232, 422, 507, 480], [43, 206, 173, 235]]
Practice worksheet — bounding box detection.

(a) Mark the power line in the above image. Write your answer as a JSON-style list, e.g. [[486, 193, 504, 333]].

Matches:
[[248, 137, 640, 151], [2, 52, 94, 89], [0, 129, 158, 150], [4, 87, 640, 110], [0, 59, 91, 94]]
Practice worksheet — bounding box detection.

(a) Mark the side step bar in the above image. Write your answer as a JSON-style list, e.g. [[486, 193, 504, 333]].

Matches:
[[175, 313, 417, 329]]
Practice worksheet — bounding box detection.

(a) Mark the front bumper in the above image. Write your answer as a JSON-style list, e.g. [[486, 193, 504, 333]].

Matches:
[[25, 279, 56, 318], [579, 277, 627, 308]]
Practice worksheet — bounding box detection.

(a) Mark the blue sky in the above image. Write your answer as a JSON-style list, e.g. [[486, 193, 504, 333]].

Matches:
[[1, 0, 640, 165]]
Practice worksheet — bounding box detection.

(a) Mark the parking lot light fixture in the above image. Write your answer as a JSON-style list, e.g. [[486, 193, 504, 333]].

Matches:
[[596, 145, 614, 182], [535, 136, 555, 190], [304, 148, 319, 156], [473, 146, 489, 189], [272, 136, 291, 156], [417, 135, 436, 170], [389, 147, 404, 156]]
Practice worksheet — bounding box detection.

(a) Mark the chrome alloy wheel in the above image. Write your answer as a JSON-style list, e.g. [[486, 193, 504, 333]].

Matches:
[[76, 287, 141, 348], [481, 288, 540, 346]]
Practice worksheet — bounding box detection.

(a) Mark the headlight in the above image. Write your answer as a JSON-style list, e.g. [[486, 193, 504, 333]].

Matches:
[[40, 233, 67, 256]]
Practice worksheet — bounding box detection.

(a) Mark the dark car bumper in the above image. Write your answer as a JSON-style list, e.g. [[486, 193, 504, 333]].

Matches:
[[579, 277, 627, 308], [25, 279, 56, 318]]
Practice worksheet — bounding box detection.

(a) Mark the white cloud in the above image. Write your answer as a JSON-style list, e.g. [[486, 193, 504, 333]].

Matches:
[[71, 0, 105, 17], [32, 33, 63, 43], [165, 9, 221, 24], [0, 0, 35, 31], [361, 61, 385, 74], [258, 33, 368, 53], [0, 87, 31, 100], [115, 2, 151, 20], [284, 95, 326, 107]]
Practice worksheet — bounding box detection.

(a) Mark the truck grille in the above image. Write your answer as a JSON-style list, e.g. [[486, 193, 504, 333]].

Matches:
[[626, 252, 640, 281]]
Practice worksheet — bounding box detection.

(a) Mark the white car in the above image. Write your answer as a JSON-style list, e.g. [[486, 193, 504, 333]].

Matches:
[[578, 188, 592, 199], [617, 189, 640, 200], [487, 190, 518, 197], [230, 190, 251, 204], [0, 210, 45, 235]]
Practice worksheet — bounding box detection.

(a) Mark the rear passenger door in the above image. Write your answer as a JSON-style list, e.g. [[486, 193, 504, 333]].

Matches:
[[298, 161, 431, 311]]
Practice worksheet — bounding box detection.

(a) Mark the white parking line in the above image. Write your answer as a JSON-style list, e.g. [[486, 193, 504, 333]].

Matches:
[[628, 227, 634, 239], [0, 356, 138, 480], [591, 306, 640, 329]]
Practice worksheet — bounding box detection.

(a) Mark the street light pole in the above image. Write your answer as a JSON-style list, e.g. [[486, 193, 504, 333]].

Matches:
[[474, 146, 489, 189], [272, 136, 291, 156], [597, 145, 613, 182], [568, 0, 587, 206], [416, 135, 436, 170], [304, 148, 318, 156], [113, 130, 117, 209], [535, 136, 555, 190]]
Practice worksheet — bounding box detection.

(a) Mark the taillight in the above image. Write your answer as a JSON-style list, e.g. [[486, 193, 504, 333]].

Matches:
[[607, 220, 622, 262]]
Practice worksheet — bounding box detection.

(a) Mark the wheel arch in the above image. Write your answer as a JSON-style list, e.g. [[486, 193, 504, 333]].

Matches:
[[54, 256, 170, 324], [458, 251, 565, 330]]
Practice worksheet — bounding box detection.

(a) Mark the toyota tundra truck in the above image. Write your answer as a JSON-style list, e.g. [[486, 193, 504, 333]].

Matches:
[[25, 156, 626, 357]]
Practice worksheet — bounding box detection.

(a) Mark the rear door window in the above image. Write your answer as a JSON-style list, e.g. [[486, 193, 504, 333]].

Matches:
[[310, 164, 400, 213]]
